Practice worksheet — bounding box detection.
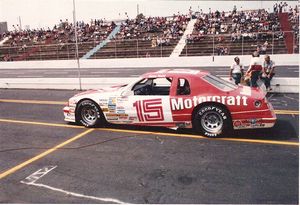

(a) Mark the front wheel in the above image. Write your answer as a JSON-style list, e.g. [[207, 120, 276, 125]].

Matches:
[[193, 105, 232, 137], [76, 100, 103, 127]]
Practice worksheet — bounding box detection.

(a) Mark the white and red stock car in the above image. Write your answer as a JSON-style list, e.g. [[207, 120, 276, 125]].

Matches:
[[63, 69, 276, 137]]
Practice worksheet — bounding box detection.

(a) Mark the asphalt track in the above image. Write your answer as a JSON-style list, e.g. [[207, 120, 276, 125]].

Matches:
[[0, 65, 298, 78], [0, 89, 298, 203]]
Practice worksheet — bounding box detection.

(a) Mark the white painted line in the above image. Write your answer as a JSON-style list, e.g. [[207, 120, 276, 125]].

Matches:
[[21, 166, 57, 184], [3, 72, 24, 75], [17, 76, 44, 78], [294, 70, 299, 73], [23, 182, 130, 204], [216, 75, 228, 77], [44, 72, 68, 74], [21, 166, 130, 204], [91, 71, 119, 74]]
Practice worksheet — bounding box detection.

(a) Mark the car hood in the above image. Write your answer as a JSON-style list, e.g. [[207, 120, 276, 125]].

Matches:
[[74, 85, 126, 98]]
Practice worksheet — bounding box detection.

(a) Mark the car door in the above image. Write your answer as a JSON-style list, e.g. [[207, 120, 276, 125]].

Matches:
[[169, 76, 193, 124]]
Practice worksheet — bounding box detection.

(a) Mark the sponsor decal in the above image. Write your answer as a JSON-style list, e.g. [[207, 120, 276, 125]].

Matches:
[[99, 99, 107, 102], [117, 110, 126, 114], [102, 108, 109, 112], [108, 105, 116, 109], [117, 97, 128, 103], [233, 120, 242, 127], [119, 116, 128, 120], [129, 117, 137, 121], [171, 96, 248, 110], [233, 119, 265, 128], [106, 113, 128, 117], [107, 117, 119, 121], [108, 97, 116, 105]]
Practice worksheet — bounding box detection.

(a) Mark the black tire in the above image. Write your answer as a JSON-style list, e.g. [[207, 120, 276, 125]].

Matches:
[[76, 100, 103, 127], [193, 105, 232, 138]]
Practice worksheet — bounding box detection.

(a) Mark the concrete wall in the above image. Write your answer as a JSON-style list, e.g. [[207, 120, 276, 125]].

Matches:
[[0, 77, 298, 93], [0, 54, 298, 69], [0, 54, 298, 93]]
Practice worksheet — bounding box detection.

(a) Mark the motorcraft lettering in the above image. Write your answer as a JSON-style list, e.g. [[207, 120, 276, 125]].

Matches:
[[171, 96, 248, 110]]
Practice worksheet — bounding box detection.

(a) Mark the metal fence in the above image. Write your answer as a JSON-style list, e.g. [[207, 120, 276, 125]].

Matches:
[[0, 31, 298, 61]]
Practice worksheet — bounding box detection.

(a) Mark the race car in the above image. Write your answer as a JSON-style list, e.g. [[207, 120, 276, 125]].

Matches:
[[63, 69, 276, 137]]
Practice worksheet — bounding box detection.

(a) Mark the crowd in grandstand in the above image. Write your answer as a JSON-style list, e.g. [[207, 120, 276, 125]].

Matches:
[[0, 18, 116, 48], [0, 2, 298, 61], [116, 14, 190, 48]]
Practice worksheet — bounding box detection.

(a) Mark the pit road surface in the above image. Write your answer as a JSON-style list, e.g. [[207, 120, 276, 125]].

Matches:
[[0, 89, 298, 203]]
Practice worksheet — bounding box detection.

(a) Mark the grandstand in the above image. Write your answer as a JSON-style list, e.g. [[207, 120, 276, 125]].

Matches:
[[0, 4, 298, 61]]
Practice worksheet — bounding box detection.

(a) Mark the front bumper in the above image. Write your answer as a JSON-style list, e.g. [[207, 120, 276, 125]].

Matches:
[[63, 106, 76, 122]]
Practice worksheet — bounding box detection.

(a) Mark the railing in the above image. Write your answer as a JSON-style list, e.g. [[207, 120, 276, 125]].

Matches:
[[0, 31, 298, 61]]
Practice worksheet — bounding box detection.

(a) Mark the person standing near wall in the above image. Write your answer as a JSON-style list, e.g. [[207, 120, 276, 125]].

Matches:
[[229, 56, 244, 85], [261, 55, 275, 91], [246, 51, 263, 87]]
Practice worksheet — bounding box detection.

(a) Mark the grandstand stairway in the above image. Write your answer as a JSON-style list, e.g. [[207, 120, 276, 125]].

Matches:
[[170, 18, 197, 57], [0, 37, 9, 46], [82, 25, 121, 59], [278, 12, 294, 54]]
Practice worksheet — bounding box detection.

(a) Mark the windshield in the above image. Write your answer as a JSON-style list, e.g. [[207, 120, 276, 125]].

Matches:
[[202, 74, 237, 91], [120, 77, 143, 96]]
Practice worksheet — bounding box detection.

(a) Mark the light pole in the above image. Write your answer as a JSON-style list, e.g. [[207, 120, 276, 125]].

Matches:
[[73, 0, 82, 90]]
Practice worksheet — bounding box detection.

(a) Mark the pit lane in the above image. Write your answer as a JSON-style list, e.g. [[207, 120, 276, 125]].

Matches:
[[0, 89, 298, 203]]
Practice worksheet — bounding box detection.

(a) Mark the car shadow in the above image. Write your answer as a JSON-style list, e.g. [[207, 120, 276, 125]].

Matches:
[[98, 118, 298, 141]]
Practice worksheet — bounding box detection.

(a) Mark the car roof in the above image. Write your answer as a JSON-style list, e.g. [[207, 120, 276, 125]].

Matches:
[[141, 69, 209, 78]]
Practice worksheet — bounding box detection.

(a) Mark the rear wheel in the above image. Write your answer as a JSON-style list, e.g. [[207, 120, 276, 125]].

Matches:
[[193, 105, 231, 137], [76, 100, 103, 127]]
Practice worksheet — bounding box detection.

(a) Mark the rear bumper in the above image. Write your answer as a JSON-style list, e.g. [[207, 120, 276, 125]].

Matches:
[[232, 106, 276, 130], [233, 117, 276, 130], [63, 106, 76, 123]]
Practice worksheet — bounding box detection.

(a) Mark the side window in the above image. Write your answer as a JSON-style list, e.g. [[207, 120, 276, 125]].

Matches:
[[177, 78, 190, 95], [151, 77, 172, 95], [132, 78, 153, 95], [131, 77, 172, 96]]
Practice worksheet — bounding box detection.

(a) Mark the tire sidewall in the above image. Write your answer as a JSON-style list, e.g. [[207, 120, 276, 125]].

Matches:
[[194, 105, 230, 137], [77, 100, 101, 127]]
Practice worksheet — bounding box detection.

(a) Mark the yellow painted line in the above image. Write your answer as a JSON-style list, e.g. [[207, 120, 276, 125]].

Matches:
[[0, 99, 65, 105], [0, 118, 298, 146], [274, 110, 299, 115], [0, 118, 84, 129], [97, 128, 299, 147], [0, 129, 94, 180]]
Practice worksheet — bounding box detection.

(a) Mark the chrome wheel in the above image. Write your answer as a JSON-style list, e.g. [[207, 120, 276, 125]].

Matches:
[[81, 106, 98, 125], [200, 111, 223, 134]]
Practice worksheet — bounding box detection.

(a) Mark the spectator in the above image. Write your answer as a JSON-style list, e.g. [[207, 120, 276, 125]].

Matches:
[[261, 55, 275, 91], [151, 36, 157, 47], [246, 51, 263, 87], [260, 41, 269, 54], [229, 56, 244, 85]]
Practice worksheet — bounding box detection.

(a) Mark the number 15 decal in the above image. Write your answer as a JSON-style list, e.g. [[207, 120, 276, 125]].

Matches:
[[133, 98, 164, 122]]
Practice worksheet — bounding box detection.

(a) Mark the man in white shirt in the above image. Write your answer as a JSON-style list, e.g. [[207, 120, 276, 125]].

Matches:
[[261, 55, 275, 91], [246, 51, 263, 87], [229, 56, 244, 85]]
